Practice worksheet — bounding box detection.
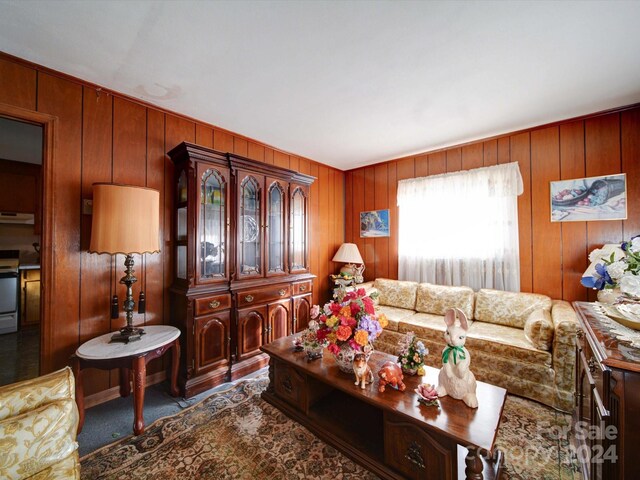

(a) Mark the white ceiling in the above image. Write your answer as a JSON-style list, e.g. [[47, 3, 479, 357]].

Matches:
[[0, 1, 639, 170]]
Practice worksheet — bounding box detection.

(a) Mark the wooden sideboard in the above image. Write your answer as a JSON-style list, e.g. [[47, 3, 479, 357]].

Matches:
[[168, 142, 315, 397], [573, 301, 640, 480]]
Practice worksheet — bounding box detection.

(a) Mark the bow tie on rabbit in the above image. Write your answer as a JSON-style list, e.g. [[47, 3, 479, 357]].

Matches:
[[436, 307, 478, 408]]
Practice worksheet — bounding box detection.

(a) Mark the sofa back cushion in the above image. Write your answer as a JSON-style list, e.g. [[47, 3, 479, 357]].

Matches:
[[524, 309, 554, 351], [415, 283, 475, 319], [474, 288, 552, 328], [374, 278, 418, 310], [0, 367, 75, 421]]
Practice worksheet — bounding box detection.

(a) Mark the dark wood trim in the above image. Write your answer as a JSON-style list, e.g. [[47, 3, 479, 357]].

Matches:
[[0, 101, 56, 375]]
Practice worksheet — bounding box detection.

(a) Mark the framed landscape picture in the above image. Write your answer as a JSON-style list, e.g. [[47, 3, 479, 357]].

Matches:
[[550, 173, 627, 222], [360, 209, 390, 237]]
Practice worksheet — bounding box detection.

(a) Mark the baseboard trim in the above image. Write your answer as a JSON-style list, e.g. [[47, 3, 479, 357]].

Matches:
[[84, 371, 167, 409]]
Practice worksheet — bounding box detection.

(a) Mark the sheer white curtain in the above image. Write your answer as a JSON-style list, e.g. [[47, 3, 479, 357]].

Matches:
[[397, 162, 523, 291]]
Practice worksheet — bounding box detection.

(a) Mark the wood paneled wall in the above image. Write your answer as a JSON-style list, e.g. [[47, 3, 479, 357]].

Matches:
[[346, 106, 640, 302], [0, 53, 344, 397]]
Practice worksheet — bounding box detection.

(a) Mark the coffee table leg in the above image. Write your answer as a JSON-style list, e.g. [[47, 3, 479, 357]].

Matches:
[[170, 338, 180, 397], [132, 356, 146, 435], [71, 356, 84, 434], [465, 447, 484, 480], [119, 367, 131, 397]]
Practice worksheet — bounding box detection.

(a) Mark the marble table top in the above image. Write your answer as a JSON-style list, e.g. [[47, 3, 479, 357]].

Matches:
[[76, 325, 180, 360]]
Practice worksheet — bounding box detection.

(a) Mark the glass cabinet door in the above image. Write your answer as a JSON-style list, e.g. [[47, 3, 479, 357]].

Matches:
[[197, 165, 228, 283], [238, 173, 262, 276], [266, 179, 286, 276], [289, 185, 308, 272], [176, 169, 188, 280]]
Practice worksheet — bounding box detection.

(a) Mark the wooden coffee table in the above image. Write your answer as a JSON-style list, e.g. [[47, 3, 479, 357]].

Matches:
[[261, 336, 506, 480]]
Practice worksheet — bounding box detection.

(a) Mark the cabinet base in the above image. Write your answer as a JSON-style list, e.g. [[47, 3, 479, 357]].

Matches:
[[180, 365, 229, 398], [230, 353, 270, 381]]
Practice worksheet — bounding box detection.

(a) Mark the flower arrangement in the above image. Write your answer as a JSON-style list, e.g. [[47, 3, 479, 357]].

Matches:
[[581, 235, 640, 300], [397, 331, 428, 375], [311, 288, 387, 356]]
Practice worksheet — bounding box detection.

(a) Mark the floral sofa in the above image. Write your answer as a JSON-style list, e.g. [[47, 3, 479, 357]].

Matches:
[[0, 367, 80, 479], [363, 278, 578, 411]]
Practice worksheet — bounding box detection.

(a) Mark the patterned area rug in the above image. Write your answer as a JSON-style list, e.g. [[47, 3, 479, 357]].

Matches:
[[81, 376, 579, 479]]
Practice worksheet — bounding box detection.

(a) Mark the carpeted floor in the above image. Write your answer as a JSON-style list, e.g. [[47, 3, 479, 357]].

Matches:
[[81, 375, 580, 479]]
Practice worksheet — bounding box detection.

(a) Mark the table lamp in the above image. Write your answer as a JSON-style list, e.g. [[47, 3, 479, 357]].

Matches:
[[89, 183, 160, 343], [332, 243, 365, 282]]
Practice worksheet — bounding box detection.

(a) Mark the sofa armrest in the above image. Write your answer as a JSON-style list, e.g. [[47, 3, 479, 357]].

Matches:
[[551, 300, 578, 391]]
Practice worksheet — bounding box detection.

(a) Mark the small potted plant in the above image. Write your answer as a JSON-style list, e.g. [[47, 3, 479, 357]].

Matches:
[[397, 331, 428, 376]]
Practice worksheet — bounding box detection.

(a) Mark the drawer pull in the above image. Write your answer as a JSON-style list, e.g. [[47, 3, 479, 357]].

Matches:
[[208, 300, 220, 309], [405, 441, 425, 469], [300, 285, 307, 292], [245, 295, 254, 303], [588, 357, 597, 373], [281, 376, 293, 394], [278, 289, 286, 296]]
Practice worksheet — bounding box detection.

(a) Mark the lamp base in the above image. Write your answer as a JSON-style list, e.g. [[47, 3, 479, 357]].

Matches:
[[110, 326, 146, 344]]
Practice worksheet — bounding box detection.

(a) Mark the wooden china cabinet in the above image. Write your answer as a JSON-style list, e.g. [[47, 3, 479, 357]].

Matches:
[[168, 142, 315, 397]]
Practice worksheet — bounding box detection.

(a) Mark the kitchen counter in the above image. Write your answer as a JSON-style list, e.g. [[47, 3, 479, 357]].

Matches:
[[18, 264, 40, 270]]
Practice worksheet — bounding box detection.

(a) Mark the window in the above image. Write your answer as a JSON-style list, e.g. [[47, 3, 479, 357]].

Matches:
[[397, 162, 523, 291]]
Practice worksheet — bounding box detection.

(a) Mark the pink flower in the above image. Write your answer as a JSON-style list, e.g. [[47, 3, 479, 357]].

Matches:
[[328, 343, 340, 355], [348, 339, 360, 351], [415, 383, 438, 401], [310, 305, 320, 319]]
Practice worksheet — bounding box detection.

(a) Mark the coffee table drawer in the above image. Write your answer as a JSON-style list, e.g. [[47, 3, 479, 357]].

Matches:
[[273, 360, 307, 411], [384, 412, 454, 480]]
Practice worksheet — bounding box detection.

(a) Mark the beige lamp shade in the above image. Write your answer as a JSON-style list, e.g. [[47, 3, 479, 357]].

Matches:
[[89, 183, 160, 255], [332, 243, 364, 264]]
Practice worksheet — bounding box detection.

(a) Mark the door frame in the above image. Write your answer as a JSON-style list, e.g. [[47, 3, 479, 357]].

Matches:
[[0, 102, 57, 374]]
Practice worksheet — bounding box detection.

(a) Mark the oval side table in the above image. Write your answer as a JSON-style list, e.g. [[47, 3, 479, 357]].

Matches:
[[71, 325, 180, 436]]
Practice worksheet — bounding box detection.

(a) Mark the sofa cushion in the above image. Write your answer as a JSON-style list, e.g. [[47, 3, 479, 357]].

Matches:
[[374, 305, 415, 332], [415, 283, 475, 319], [524, 309, 554, 351], [399, 312, 474, 343], [466, 321, 552, 366], [474, 289, 552, 328], [0, 368, 75, 422], [0, 399, 79, 480], [374, 279, 418, 310]]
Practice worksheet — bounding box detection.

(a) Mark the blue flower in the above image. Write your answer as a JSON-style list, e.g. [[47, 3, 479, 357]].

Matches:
[[581, 263, 614, 290]]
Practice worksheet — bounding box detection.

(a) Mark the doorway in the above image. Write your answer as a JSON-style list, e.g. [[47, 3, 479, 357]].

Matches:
[[0, 103, 55, 387], [0, 116, 43, 385]]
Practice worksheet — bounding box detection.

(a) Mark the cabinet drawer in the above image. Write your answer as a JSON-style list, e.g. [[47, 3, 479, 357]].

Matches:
[[237, 284, 291, 307], [293, 281, 312, 295], [273, 360, 306, 411], [384, 412, 453, 480], [195, 293, 231, 316]]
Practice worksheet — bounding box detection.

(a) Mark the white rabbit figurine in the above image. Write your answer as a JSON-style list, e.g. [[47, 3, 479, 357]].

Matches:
[[436, 307, 478, 408]]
